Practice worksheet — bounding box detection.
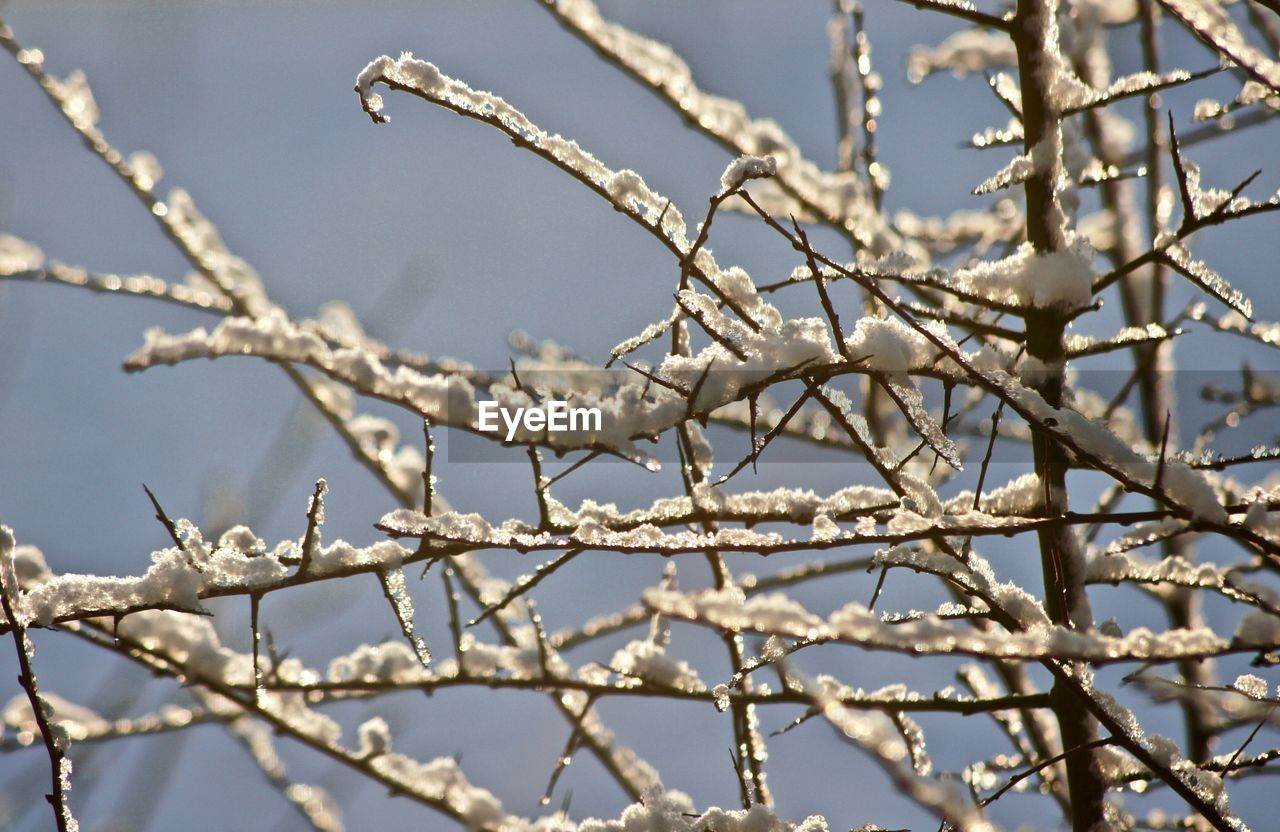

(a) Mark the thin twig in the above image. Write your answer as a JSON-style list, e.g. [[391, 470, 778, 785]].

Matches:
[[0, 531, 77, 832], [981, 737, 1115, 806], [297, 479, 328, 578]]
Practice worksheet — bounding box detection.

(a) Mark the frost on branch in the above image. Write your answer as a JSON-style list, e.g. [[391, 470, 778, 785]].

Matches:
[[164, 188, 273, 316], [1159, 0, 1280, 94], [126, 300, 872, 462], [643, 586, 1254, 663], [541, 0, 897, 249], [125, 309, 482, 428], [7, 517, 417, 627], [3, 692, 108, 746], [1193, 79, 1280, 122], [352, 49, 812, 341], [1157, 237, 1253, 318], [1231, 674, 1269, 701], [355, 51, 692, 253]]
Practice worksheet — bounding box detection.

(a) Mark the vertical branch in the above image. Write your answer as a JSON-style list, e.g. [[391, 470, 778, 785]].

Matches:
[[829, 0, 885, 207], [669, 205, 770, 803], [829, 0, 857, 173], [422, 417, 436, 516], [441, 564, 466, 675], [0, 528, 77, 832], [1011, 1, 1107, 827], [677, 423, 772, 807], [527, 446, 553, 531], [823, 2, 889, 442], [541, 692, 597, 807], [296, 479, 328, 578], [142, 484, 189, 555], [1139, 0, 1170, 319], [973, 401, 1005, 511], [848, 3, 891, 441], [250, 592, 265, 706], [379, 568, 432, 669], [795, 219, 851, 361], [850, 3, 885, 210]]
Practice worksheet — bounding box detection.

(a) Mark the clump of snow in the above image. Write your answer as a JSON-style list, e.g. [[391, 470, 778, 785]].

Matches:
[[647, 588, 824, 637], [720, 155, 777, 193], [22, 548, 208, 627], [946, 473, 1041, 516], [11, 543, 51, 589], [6, 513, 427, 627], [356, 53, 444, 120], [367, 751, 509, 828], [1064, 323, 1170, 358], [48, 69, 98, 127], [127, 151, 163, 191], [218, 526, 266, 556], [357, 716, 393, 757], [1231, 674, 1268, 700], [907, 29, 1016, 83], [810, 514, 840, 542], [309, 539, 409, 576], [329, 641, 433, 685], [950, 240, 1095, 311], [843, 316, 937, 373], [611, 639, 706, 692], [127, 309, 327, 368], [0, 234, 44, 275], [1236, 611, 1280, 645], [572, 789, 828, 832], [114, 609, 255, 686]]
